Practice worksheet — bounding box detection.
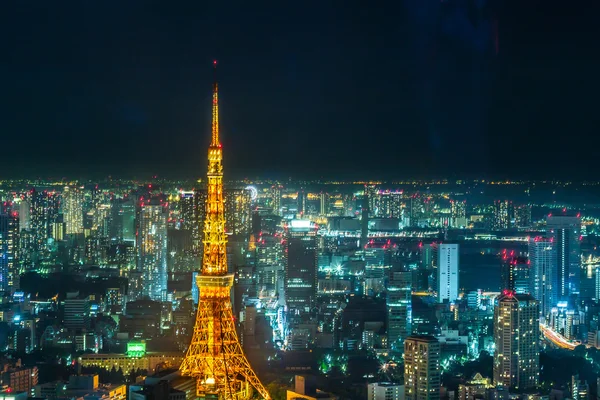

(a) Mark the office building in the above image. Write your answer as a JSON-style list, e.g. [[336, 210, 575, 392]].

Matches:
[[405, 335, 441, 400], [137, 203, 168, 301], [529, 237, 556, 319], [546, 213, 581, 300], [493, 291, 539, 390], [64, 293, 91, 331], [437, 244, 459, 303], [284, 220, 318, 315], [62, 186, 84, 235], [387, 270, 412, 350]]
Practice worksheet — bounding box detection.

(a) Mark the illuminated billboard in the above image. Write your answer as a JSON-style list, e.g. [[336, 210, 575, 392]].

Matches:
[[127, 342, 146, 357]]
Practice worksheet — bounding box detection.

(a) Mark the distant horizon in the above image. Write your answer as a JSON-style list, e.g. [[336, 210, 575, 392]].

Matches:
[[2, 175, 600, 185]]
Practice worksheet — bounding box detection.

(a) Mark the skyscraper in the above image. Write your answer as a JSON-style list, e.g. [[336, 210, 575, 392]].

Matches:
[[500, 254, 530, 294], [29, 189, 60, 251], [270, 185, 282, 216], [529, 237, 556, 319], [224, 188, 252, 235], [364, 184, 378, 218], [319, 192, 328, 216], [0, 213, 19, 294], [62, 186, 84, 235], [255, 233, 284, 298], [179, 190, 200, 255], [378, 190, 403, 218], [437, 244, 459, 303], [405, 335, 441, 400], [284, 220, 318, 315], [493, 200, 512, 230], [514, 204, 532, 228], [137, 202, 168, 301], [450, 199, 467, 228], [493, 291, 540, 390], [387, 270, 412, 350], [546, 213, 581, 300]]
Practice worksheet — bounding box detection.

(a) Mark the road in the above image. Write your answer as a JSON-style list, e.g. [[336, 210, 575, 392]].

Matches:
[[540, 324, 578, 350]]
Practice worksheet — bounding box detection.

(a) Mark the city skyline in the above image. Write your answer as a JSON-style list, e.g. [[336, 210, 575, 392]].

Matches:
[[2, 1, 596, 180], [1, 2, 598, 399]]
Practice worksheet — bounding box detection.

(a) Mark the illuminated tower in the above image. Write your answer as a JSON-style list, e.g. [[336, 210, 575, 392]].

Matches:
[[179, 62, 270, 400]]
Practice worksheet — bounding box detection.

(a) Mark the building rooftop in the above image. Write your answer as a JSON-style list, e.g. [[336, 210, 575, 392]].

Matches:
[[406, 334, 438, 342]]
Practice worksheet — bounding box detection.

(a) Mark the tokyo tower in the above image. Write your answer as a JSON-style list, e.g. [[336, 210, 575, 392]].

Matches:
[[179, 62, 271, 400]]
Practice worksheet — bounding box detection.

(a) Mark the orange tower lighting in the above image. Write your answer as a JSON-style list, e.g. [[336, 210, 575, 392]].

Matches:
[[179, 62, 271, 399]]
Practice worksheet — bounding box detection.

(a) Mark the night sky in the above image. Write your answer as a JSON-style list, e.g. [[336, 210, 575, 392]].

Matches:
[[1, 1, 597, 180]]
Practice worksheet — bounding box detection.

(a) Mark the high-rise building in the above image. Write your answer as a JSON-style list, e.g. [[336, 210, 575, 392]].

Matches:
[[255, 233, 284, 298], [437, 244, 459, 303], [493, 291, 539, 390], [111, 198, 136, 244], [571, 374, 589, 400], [404, 335, 441, 400], [19, 200, 30, 231], [387, 270, 412, 350], [365, 185, 378, 218], [64, 294, 91, 330], [29, 189, 60, 250], [450, 199, 467, 228], [378, 190, 403, 219], [493, 200, 512, 230], [284, 220, 318, 315], [270, 185, 282, 216], [297, 190, 306, 216], [500, 254, 530, 294], [319, 192, 329, 216], [514, 204, 532, 228], [529, 237, 556, 319], [179, 190, 200, 256], [137, 203, 168, 301], [546, 213, 581, 300], [62, 186, 84, 234], [224, 188, 252, 235], [0, 213, 19, 294]]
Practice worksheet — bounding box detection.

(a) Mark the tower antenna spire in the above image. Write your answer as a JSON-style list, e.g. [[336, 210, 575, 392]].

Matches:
[[180, 62, 271, 400], [211, 60, 219, 146]]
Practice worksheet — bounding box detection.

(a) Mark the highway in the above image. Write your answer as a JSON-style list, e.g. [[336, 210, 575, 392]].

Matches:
[[540, 324, 578, 350]]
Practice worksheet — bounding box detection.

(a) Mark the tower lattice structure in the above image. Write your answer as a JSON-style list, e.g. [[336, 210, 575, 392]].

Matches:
[[180, 62, 271, 400]]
